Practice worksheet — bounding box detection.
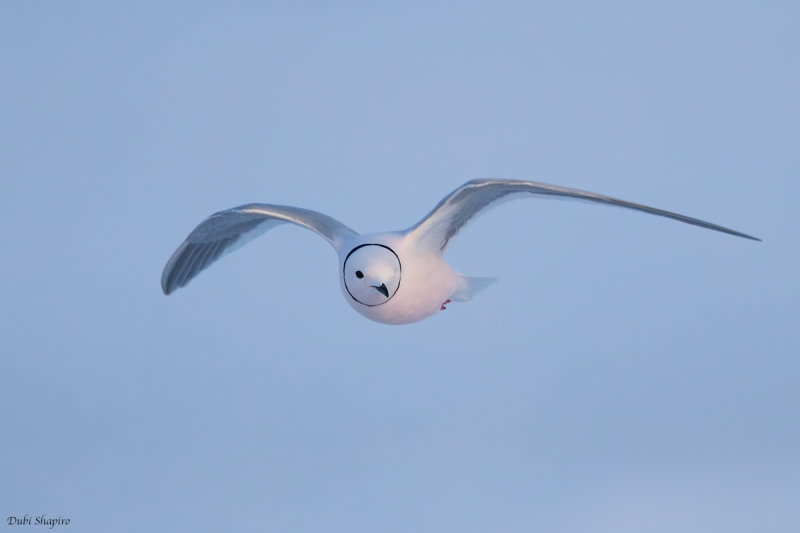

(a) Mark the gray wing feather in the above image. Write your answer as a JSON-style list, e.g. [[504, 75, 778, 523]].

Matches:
[[161, 204, 357, 294], [407, 179, 760, 251]]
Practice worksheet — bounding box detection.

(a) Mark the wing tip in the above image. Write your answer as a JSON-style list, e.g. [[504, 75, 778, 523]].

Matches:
[[161, 240, 191, 296], [161, 267, 178, 295], [724, 228, 761, 242], [161, 277, 174, 295]]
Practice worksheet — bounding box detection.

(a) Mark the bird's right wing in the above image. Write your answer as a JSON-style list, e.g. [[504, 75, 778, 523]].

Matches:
[[161, 204, 358, 295], [406, 179, 760, 251]]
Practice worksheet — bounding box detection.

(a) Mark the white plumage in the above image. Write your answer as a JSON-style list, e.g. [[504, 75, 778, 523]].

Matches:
[[162, 179, 758, 324]]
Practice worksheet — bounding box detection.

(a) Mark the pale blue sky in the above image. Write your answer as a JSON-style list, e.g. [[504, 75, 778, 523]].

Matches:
[[1, 2, 798, 532]]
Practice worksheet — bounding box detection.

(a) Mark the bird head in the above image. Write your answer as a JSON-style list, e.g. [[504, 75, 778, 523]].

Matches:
[[342, 244, 401, 306]]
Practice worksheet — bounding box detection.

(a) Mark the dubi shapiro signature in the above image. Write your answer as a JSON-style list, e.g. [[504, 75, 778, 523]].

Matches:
[[6, 515, 70, 529]]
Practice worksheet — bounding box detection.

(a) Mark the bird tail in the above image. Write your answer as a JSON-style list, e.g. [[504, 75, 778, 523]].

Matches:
[[451, 275, 498, 302]]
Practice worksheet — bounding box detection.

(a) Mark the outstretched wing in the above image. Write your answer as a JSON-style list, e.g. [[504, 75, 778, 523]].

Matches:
[[161, 204, 358, 295], [406, 179, 760, 251]]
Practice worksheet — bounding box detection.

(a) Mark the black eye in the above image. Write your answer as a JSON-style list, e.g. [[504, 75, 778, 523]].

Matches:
[[355, 270, 364, 279]]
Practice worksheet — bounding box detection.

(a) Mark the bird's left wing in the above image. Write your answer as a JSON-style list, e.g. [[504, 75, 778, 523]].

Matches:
[[161, 204, 357, 295], [406, 178, 760, 251]]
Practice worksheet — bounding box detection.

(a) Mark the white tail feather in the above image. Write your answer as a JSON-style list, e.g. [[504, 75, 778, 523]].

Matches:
[[451, 275, 498, 302]]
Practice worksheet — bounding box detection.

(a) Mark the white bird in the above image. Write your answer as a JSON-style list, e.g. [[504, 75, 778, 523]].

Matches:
[[161, 179, 758, 324]]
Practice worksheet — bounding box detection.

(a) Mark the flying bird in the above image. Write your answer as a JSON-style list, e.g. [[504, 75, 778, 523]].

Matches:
[[161, 179, 759, 324]]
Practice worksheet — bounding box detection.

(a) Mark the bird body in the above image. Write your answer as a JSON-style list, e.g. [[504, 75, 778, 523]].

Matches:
[[339, 232, 484, 324], [337, 231, 466, 324], [161, 179, 758, 324]]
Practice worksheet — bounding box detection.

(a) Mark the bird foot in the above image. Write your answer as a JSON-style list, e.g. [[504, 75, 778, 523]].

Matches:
[[440, 299, 451, 311]]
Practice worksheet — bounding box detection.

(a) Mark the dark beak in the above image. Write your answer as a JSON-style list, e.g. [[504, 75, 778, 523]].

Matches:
[[372, 283, 389, 298]]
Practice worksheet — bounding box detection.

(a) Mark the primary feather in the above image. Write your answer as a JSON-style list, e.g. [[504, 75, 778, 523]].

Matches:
[[161, 204, 357, 294], [407, 179, 760, 251]]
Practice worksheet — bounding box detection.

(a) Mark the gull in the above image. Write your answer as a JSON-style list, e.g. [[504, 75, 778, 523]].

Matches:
[[161, 179, 758, 324]]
